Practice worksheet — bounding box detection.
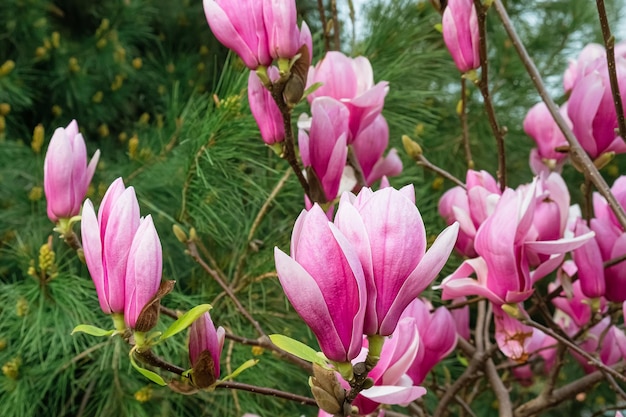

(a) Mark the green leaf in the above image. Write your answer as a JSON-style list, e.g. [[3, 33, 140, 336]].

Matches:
[[71, 324, 115, 337], [221, 359, 259, 382], [129, 351, 167, 386], [269, 334, 326, 366], [457, 352, 469, 367], [159, 304, 212, 342]]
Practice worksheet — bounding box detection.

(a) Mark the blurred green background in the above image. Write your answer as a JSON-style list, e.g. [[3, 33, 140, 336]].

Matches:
[[0, 0, 624, 416]]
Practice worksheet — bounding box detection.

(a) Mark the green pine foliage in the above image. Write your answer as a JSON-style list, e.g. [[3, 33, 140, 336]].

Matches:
[[0, 0, 624, 416]]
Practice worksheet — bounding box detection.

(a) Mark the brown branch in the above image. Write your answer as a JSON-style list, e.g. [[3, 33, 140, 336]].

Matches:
[[317, 0, 331, 52], [492, 0, 626, 231], [514, 364, 626, 417], [330, 0, 340, 50], [595, 0, 626, 140], [416, 154, 467, 189], [485, 358, 513, 417], [217, 380, 318, 406], [473, 0, 507, 191], [460, 77, 474, 168]]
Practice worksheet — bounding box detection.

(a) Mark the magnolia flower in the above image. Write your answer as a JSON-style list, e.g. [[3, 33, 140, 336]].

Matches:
[[81, 178, 162, 329], [189, 312, 225, 387], [334, 185, 459, 336], [567, 55, 626, 160], [402, 299, 457, 385], [248, 67, 284, 144], [44, 120, 100, 222], [351, 115, 402, 186], [442, 0, 480, 72], [274, 204, 367, 363], [299, 97, 350, 202], [307, 51, 388, 141], [523, 102, 570, 174]]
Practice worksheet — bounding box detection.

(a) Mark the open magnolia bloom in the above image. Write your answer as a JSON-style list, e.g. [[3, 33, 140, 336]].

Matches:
[[439, 179, 594, 305]]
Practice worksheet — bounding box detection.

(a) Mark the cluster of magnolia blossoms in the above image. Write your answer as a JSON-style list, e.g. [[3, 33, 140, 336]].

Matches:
[[300, 52, 401, 203], [525, 41, 626, 174], [43, 121, 226, 385], [275, 186, 459, 413]]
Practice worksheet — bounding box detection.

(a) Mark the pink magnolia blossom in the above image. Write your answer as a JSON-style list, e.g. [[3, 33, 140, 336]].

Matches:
[[189, 312, 226, 380], [82, 178, 163, 329], [439, 182, 593, 305], [263, 0, 300, 60], [82, 178, 140, 315], [44, 120, 100, 222], [441, 0, 480, 72], [563, 43, 605, 93], [334, 186, 459, 336], [523, 102, 570, 174], [299, 97, 350, 202], [203, 0, 271, 69], [274, 204, 367, 363], [402, 299, 457, 385], [567, 55, 626, 159], [307, 51, 389, 142], [351, 115, 402, 186], [570, 317, 624, 374], [248, 67, 284, 144]]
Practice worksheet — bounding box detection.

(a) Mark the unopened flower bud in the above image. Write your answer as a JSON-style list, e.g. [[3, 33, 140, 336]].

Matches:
[[402, 135, 423, 160]]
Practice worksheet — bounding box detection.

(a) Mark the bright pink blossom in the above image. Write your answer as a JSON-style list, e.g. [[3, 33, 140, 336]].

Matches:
[[351, 115, 402, 186], [44, 120, 100, 222], [523, 102, 570, 174], [248, 67, 284, 144], [307, 51, 389, 142], [567, 55, 626, 159], [299, 97, 350, 202], [442, 0, 480, 72], [189, 312, 226, 380], [402, 299, 457, 385], [563, 43, 605, 93], [203, 0, 271, 69], [82, 178, 163, 329], [334, 186, 459, 336], [274, 204, 367, 363]]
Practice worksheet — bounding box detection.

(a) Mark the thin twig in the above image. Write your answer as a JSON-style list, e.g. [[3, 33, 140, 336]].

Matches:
[[187, 240, 266, 337], [233, 169, 292, 285], [416, 154, 467, 189], [473, 0, 507, 191], [522, 317, 626, 383], [492, 0, 626, 231], [217, 380, 318, 406], [330, 0, 340, 50], [485, 358, 513, 417], [225, 332, 312, 372], [595, 0, 626, 140]]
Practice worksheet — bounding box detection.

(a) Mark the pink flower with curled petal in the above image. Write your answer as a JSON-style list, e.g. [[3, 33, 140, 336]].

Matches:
[[352, 115, 402, 186], [263, 0, 299, 60], [248, 67, 284, 144], [307, 51, 388, 142], [402, 298, 457, 385], [44, 120, 100, 222], [334, 185, 459, 336], [439, 182, 594, 305], [299, 97, 350, 202], [567, 56, 626, 160], [81, 178, 140, 315], [203, 0, 271, 70], [274, 204, 367, 363], [442, 0, 480, 72], [189, 312, 225, 381], [523, 102, 570, 174]]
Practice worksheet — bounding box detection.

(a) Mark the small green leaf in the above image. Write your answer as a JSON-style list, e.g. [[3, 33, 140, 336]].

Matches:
[[159, 304, 212, 342], [221, 359, 259, 382], [457, 352, 469, 367], [269, 334, 326, 366], [129, 351, 167, 386], [71, 324, 115, 337]]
